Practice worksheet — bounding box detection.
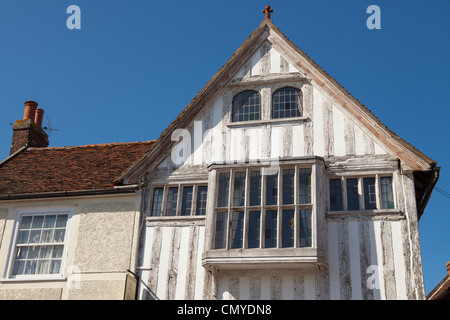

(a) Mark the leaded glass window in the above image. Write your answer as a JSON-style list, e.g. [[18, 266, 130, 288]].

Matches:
[[232, 90, 261, 122], [272, 87, 302, 119]]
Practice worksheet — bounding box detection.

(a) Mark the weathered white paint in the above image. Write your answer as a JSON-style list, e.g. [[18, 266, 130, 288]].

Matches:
[[313, 87, 324, 156], [174, 227, 190, 299], [138, 32, 426, 301], [156, 227, 171, 299], [391, 220, 407, 300], [332, 104, 346, 157], [194, 226, 206, 300], [348, 221, 363, 300], [373, 221, 386, 300], [327, 222, 340, 299]]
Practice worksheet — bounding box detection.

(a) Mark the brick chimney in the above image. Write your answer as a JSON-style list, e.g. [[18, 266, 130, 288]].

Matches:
[[10, 101, 49, 155]]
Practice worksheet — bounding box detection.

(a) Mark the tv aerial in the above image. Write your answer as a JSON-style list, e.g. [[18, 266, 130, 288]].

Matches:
[[42, 116, 59, 137]]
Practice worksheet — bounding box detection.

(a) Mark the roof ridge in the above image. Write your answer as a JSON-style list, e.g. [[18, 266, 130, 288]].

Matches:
[[27, 140, 156, 150]]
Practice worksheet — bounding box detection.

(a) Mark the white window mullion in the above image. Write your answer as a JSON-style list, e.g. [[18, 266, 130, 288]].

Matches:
[[375, 174, 381, 210], [161, 186, 168, 216], [176, 184, 182, 216], [227, 169, 234, 249], [294, 165, 299, 248], [261, 169, 266, 248], [243, 168, 250, 249], [191, 185, 197, 216], [277, 170, 281, 249]]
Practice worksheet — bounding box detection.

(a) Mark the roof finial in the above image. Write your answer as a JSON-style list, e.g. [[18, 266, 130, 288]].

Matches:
[[262, 5, 273, 20]]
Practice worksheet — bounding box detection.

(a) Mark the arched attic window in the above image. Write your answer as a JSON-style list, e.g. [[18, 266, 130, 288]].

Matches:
[[272, 87, 302, 119], [232, 90, 261, 122]]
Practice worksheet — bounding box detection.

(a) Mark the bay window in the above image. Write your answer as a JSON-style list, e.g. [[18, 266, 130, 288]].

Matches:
[[212, 166, 312, 250]]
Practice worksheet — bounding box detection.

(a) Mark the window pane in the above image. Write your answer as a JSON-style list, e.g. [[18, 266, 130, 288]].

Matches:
[[265, 210, 278, 248], [265, 173, 278, 205], [31, 216, 44, 229], [232, 90, 261, 122], [52, 245, 64, 259], [282, 169, 294, 205], [17, 230, 29, 244], [231, 211, 244, 249], [196, 186, 208, 215], [19, 216, 32, 229], [249, 171, 261, 206], [151, 188, 164, 216], [248, 211, 261, 249], [53, 229, 66, 243], [50, 260, 61, 274], [233, 172, 246, 207], [346, 178, 360, 210], [329, 179, 343, 211], [55, 215, 68, 228], [29, 230, 41, 244], [282, 210, 295, 248], [363, 178, 377, 209], [24, 260, 37, 275], [299, 169, 312, 204], [272, 87, 302, 119], [217, 173, 230, 207], [41, 229, 54, 243], [165, 187, 178, 216], [299, 209, 312, 247], [214, 212, 228, 249], [37, 259, 51, 275], [12, 260, 25, 276], [180, 187, 193, 216], [380, 177, 394, 209], [43, 215, 56, 229]]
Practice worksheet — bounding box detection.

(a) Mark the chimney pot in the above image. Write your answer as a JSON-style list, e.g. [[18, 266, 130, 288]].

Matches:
[[23, 100, 38, 121], [446, 261, 450, 275], [34, 108, 45, 128]]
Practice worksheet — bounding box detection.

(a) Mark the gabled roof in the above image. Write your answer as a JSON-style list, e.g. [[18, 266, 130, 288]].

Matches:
[[118, 18, 436, 185], [0, 141, 154, 198]]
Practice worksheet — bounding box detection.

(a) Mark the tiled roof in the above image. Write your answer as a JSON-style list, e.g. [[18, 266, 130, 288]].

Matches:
[[0, 141, 155, 196]]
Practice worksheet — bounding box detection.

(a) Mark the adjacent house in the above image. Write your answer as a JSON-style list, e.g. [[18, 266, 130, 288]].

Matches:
[[0, 101, 154, 299], [0, 7, 439, 300], [427, 261, 450, 300], [118, 10, 439, 300]]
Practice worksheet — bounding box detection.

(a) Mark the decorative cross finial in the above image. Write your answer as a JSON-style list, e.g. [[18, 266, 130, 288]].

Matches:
[[262, 5, 273, 20]]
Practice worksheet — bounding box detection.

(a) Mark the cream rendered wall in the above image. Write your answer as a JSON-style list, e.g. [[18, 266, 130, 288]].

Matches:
[[0, 193, 141, 300]]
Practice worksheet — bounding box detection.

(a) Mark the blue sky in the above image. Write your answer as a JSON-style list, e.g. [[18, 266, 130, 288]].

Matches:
[[0, 0, 449, 296]]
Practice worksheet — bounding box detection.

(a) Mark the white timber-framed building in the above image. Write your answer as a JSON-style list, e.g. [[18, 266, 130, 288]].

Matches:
[[116, 14, 439, 300]]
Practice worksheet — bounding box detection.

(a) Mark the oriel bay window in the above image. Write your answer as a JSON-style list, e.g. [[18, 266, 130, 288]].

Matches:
[[213, 166, 313, 250], [328, 175, 395, 212]]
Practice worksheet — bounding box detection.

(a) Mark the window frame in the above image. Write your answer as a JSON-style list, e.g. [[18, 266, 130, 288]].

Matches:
[[272, 86, 302, 119], [232, 90, 261, 123], [150, 183, 208, 217], [212, 165, 313, 251], [327, 174, 397, 213], [5, 207, 74, 281]]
